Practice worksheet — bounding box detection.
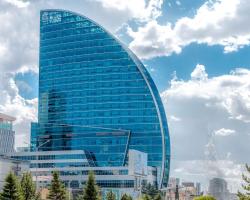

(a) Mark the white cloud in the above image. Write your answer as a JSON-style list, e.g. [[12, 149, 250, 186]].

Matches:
[[170, 115, 182, 122], [128, 20, 181, 58], [0, 1, 40, 147], [191, 64, 208, 81], [0, 75, 37, 147], [4, 0, 29, 8], [176, 1, 181, 6], [0, 1, 39, 74], [128, 0, 250, 59], [162, 64, 250, 191], [95, 0, 163, 22], [164, 65, 250, 123], [214, 128, 236, 136], [172, 159, 243, 192]]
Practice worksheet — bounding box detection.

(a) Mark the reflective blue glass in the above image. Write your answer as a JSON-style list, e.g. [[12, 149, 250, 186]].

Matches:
[[33, 9, 170, 188]]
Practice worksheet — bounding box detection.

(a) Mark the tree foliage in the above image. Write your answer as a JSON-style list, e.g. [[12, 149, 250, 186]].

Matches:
[[238, 164, 250, 200], [141, 194, 151, 200], [153, 193, 161, 200], [120, 194, 132, 200], [0, 172, 24, 200], [105, 191, 115, 200], [47, 171, 67, 200], [141, 183, 160, 199], [77, 171, 100, 200], [193, 196, 216, 200], [20, 172, 36, 200]]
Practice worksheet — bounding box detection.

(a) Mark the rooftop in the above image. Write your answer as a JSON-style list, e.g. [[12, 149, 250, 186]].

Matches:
[[0, 113, 16, 122]]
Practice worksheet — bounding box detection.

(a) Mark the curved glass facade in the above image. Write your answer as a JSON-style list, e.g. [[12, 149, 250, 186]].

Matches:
[[35, 9, 170, 188]]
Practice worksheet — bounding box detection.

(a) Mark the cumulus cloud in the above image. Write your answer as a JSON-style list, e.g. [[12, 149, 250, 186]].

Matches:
[[95, 0, 163, 22], [128, 0, 250, 59], [191, 64, 208, 81], [214, 128, 236, 136], [128, 20, 181, 59], [176, 1, 181, 6], [3, 0, 29, 8], [0, 74, 37, 147], [170, 115, 182, 122], [0, 1, 39, 74], [162, 64, 250, 190], [173, 159, 243, 192], [0, 0, 39, 147]]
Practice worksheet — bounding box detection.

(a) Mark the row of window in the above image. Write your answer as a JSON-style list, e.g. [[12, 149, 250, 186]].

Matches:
[[0, 122, 13, 130], [41, 39, 117, 54], [41, 18, 94, 32], [40, 66, 138, 79], [39, 83, 148, 93], [30, 162, 89, 168], [12, 154, 86, 161], [41, 25, 104, 40], [39, 97, 152, 107], [43, 108, 157, 116], [40, 58, 134, 71], [41, 52, 129, 66], [36, 122, 161, 131], [35, 136, 162, 146], [39, 72, 141, 83], [41, 45, 123, 60], [41, 32, 110, 46]]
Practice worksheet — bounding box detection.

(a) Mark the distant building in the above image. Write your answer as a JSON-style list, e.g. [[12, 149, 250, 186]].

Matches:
[[168, 177, 180, 188], [182, 182, 195, 187], [196, 182, 201, 196], [208, 178, 234, 200], [0, 156, 29, 190], [165, 179, 200, 200], [0, 113, 15, 154]]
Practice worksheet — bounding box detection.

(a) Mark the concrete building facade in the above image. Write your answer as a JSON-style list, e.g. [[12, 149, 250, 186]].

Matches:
[[0, 113, 15, 154]]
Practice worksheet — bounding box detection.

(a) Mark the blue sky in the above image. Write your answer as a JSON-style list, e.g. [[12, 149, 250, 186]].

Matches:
[[1, 0, 250, 192], [147, 43, 250, 91]]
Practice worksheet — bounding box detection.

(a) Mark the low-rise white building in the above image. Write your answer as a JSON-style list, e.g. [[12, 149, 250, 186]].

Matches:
[[7, 149, 156, 199], [0, 157, 29, 190]]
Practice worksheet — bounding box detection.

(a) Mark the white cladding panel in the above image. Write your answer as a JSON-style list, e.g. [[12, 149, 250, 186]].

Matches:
[[128, 149, 148, 176]]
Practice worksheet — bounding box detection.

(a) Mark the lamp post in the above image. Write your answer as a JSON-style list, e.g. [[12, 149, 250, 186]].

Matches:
[[35, 139, 50, 191]]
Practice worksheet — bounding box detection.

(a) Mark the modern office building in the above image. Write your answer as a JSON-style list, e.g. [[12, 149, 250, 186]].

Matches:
[[0, 113, 15, 154], [29, 8, 170, 192], [7, 149, 156, 199]]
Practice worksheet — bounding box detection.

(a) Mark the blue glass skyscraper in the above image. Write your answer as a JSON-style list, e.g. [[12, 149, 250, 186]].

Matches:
[[34, 9, 170, 188]]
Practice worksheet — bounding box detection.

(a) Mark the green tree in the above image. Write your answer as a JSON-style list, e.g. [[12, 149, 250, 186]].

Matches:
[[141, 194, 151, 200], [35, 192, 42, 200], [153, 193, 161, 200], [238, 164, 250, 200], [106, 191, 116, 200], [77, 171, 100, 200], [20, 172, 36, 200], [193, 196, 216, 200], [0, 172, 24, 200], [141, 183, 160, 199], [120, 194, 132, 200], [47, 171, 67, 200]]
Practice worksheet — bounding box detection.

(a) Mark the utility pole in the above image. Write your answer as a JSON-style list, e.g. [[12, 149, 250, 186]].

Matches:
[[175, 185, 179, 200]]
